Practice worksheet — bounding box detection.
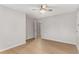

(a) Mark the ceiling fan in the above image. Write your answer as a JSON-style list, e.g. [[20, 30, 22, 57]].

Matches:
[[32, 4, 53, 13]]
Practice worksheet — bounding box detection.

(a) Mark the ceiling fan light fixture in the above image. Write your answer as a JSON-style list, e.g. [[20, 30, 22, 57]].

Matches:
[[40, 9, 47, 14], [41, 4, 48, 9], [40, 4, 48, 14]]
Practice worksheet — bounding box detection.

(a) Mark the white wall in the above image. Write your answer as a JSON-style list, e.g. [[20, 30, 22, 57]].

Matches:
[[40, 12, 77, 44], [0, 6, 26, 51]]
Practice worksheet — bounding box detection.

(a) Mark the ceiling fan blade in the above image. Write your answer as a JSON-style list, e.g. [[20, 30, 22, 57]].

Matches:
[[32, 8, 40, 11], [48, 9, 53, 11]]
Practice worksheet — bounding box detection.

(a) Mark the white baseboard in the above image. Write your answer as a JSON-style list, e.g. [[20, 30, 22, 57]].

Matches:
[[42, 38, 76, 45], [0, 41, 25, 52]]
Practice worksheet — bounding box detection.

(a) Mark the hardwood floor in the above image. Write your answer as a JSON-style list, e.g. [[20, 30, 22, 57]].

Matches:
[[0, 39, 78, 54]]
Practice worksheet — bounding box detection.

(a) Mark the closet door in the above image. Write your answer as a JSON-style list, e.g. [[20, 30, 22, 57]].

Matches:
[[76, 11, 79, 51], [34, 19, 38, 39], [77, 12, 79, 40]]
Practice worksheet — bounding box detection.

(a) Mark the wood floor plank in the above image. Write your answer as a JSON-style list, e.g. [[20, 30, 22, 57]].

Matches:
[[0, 39, 78, 54]]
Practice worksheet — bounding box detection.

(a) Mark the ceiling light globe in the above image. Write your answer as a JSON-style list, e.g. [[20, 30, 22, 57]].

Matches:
[[40, 9, 46, 14]]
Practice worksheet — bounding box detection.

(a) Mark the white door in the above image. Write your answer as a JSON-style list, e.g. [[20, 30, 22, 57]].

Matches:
[[76, 11, 79, 51]]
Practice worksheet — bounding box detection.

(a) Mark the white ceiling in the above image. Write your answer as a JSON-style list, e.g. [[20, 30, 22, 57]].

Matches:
[[2, 4, 79, 18]]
